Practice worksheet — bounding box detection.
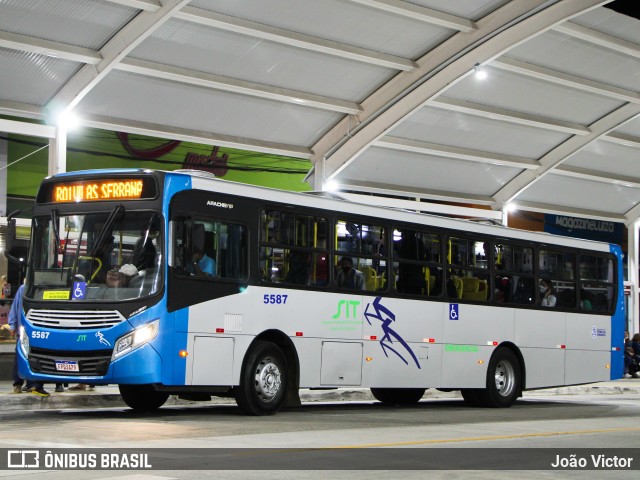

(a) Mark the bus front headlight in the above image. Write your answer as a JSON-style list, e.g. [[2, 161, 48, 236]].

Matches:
[[19, 326, 29, 356], [112, 320, 159, 360]]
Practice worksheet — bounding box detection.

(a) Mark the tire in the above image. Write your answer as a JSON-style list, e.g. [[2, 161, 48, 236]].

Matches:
[[460, 389, 483, 407], [119, 384, 169, 412], [235, 341, 288, 416], [370, 388, 425, 405], [475, 348, 521, 408]]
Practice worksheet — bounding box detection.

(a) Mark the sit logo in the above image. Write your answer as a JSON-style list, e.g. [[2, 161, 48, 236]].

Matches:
[[77, 334, 87, 342], [332, 299, 360, 320]]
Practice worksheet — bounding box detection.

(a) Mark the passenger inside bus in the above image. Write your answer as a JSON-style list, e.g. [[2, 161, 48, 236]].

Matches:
[[540, 278, 557, 307], [336, 256, 365, 290]]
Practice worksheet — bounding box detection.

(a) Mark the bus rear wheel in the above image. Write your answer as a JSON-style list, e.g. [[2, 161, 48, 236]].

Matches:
[[370, 388, 425, 405], [119, 384, 169, 412], [475, 348, 521, 408], [235, 341, 288, 416]]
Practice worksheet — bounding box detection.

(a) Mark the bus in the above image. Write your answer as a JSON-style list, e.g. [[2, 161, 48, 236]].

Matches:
[[9, 169, 624, 414]]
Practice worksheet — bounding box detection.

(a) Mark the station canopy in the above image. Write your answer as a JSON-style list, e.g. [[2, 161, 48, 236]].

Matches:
[[0, 0, 639, 224]]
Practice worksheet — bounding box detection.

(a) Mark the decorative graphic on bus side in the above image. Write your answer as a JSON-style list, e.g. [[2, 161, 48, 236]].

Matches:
[[364, 297, 420, 369]]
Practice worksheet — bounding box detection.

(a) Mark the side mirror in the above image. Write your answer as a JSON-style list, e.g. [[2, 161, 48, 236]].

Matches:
[[5, 217, 16, 255], [4, 210, 23, 265]]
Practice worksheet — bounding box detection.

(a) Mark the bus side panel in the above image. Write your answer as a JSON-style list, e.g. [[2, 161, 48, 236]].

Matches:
[[440, 345, 493, 389], [565, 312, 613, 385], [444, 304, 515, 347], [565, 350, 610, 385], [441, 305, 513, 389], [520, 348, 565, 388], [293, 337, 322, 387], [515, 309, 565, 388]]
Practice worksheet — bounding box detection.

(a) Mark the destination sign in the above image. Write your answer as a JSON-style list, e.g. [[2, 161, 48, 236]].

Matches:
[[45, 178, 156, 203]]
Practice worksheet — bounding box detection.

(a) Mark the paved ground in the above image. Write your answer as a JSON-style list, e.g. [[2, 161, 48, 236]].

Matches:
[[2, 378, 640, 411]]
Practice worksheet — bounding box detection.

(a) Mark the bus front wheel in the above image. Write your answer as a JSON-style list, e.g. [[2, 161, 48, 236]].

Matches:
[[370, 388, 425, 405], [119, 384, 169, 412], [476, 348, 521, 408], [235, 341, 288, 416]]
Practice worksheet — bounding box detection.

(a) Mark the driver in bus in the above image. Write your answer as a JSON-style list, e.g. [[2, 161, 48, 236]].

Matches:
[[190, 246, 215, 277]]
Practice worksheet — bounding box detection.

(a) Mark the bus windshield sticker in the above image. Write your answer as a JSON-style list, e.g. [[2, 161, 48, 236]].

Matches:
[[364, 297, 420, 369], [449, 304, 459, 320], [42, 291, 71, 300], [72, 281, 87, 300]]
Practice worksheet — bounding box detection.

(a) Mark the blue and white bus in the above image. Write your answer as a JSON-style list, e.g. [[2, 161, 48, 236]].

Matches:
[[10, 168, 624, 414]]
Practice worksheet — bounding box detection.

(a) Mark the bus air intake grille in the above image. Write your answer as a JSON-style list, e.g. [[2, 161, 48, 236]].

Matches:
[[26, 309, 125, 330], [28, 347, 112, 376]]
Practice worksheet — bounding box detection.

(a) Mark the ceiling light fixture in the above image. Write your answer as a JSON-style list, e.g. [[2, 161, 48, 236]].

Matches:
[[474, 63, 487, 80]]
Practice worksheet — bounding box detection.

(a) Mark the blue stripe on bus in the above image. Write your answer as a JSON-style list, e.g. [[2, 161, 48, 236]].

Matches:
[[161, 172, 192, 385], [610, 244, 625, 380]]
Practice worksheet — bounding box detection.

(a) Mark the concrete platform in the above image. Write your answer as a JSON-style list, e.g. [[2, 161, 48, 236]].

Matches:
[[2, 378, 639, 411]]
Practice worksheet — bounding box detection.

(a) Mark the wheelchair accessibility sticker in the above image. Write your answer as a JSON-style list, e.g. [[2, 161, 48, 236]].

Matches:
[[449, 303, 459, 320], [72, 282, 87, 300]]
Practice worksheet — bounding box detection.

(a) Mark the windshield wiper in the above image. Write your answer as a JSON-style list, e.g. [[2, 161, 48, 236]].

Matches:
[[87, 205, 124, 279], [50, 209, 66, 280]]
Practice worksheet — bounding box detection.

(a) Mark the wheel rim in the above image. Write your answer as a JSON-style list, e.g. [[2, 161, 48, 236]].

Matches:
[[254, 356, 282, 403], [494, 359, 515, 397]]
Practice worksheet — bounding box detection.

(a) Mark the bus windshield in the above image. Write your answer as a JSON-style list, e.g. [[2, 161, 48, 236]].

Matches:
[[27, 210, 163, 302]]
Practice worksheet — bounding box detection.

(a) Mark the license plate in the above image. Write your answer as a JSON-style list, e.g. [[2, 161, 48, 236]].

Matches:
[[55, 360, 79, 372]]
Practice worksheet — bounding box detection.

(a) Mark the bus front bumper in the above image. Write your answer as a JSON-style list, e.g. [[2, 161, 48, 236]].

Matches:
[[16, 343, 163, 385]]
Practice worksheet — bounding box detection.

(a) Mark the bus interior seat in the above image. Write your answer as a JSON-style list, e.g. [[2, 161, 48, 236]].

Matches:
[[462, 277, 488, 301], [448, 275, 463, 299], [423, 266, 430, 295], [361, 266, 377, 291]]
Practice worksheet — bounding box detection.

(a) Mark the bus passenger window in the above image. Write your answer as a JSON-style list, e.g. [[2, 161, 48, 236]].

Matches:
[[496, 243, 534, 305], [172, 218, 247, 280], [447, 237, 490, 302], [539, 250, 576, 308], [579, 255, 615, 312]]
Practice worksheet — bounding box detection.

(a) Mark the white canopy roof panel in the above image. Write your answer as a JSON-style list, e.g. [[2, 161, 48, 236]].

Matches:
[[0, 0, 639, 224]]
